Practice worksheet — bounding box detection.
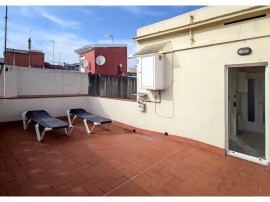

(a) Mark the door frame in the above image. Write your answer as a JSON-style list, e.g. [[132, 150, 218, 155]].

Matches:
[[225, 62, 268, 165]]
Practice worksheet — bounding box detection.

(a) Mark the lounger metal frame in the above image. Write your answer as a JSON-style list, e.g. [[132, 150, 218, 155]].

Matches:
[[22, 111, 73, 142], [66, 110, 112, 134]]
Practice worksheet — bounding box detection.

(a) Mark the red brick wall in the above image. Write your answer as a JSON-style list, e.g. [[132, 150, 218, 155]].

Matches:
[[6, 52, 29, 67], [95, 47, 127, 76], [29, 51, 44, 68], [80, 46, 127, 76], [6, 51, 44, 68]]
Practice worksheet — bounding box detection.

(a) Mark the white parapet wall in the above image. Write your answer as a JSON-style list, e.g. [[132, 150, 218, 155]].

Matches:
[[0, 96, 89, 122], [0, 66, 4, 97], [3, 65, 88, 97], [0, 65, 89, 122]]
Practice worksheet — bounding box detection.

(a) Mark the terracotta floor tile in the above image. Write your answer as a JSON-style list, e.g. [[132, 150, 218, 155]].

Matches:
[[219, 178, 238, 195], [147, 185, 168, 196], [260, 180, 270, 195], [133, 172, 159, 188], [193, 176, 210, 189], [131, 184, 153, 196], [246, 178, 262, 193], [0, 124, 269, 196], [106, 189, 122, 196], [162, 184, 184, 196], [54, 185, 74, 196], [4, 183, 24, 196], [0, 184, 7, 196], [230, 188, 255, 196], [107, 176, 128, 188], [21, 187, 41, 196], [69, 185, 90, 196], [235, 176, 249, 190], [99, 183, 114, 194], [114, 185, 137, 196], [39, 186, 58, 196]]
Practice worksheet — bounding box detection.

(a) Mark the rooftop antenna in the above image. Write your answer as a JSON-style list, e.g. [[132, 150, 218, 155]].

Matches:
[[28, 30, 32, 51], [49, 40, 54, 65], [105, 34, 113, 44], [0, 6, 8, 75]]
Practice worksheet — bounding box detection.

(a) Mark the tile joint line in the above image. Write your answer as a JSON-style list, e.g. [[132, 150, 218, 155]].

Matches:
[[104, 144, 188, 196]]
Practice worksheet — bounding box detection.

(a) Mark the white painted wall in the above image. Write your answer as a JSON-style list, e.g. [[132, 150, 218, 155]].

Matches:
[[133, 6, 270, 162], [3, 65, 88, 97], [88, 37, 270, 162], [4, 65, 17, 97], [0, 96, 89, 122], [0, 65, 4, 97], [0, 65, 89, 122], [137, 6, 258, 37]]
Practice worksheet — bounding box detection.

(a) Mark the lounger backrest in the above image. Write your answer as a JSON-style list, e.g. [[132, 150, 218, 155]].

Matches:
[[26, 110, 69, 129], [26, 110, 51, 120], [70, 108, 88, 115], [69, 108, 111, 124]]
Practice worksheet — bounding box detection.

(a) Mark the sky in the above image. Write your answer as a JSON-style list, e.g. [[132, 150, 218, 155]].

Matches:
[[0, 5, 204, 67]]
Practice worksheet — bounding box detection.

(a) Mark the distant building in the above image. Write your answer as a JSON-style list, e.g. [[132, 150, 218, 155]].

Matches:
[[65, 63, 80, 71], [74, 44, 127, 76], [44, 62, 66, 70], [5, 48, 44, 68], [127, 67, 137, 78]]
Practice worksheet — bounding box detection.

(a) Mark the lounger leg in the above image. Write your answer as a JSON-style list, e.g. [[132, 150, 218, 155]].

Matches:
[[66, 110, 77, 125], [104, 122, 113, 129], [71, 116, 77, 124], [67, 125, 73, 135], [22, 111, 28, 130], [35, 124, 42, 141], [90, 125, 96, 134], [83, 119, 99, 134], [35, 124, 52, 142], [90, 122, 101, 134], [64, 125, 73, 136], [83, 119, 91, 133], [66, 110, 72, 125]]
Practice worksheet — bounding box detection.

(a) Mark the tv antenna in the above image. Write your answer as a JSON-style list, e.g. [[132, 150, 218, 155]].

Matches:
[[105, 34, 113, 44]]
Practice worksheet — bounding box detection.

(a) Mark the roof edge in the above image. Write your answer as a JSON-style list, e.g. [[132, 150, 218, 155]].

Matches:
[[74, 44, 127, 54]]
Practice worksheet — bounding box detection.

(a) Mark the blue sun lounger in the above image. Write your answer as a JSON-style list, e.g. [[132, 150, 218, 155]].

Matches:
[[66, 108, 112, 134], [22, 110, 73, 142]]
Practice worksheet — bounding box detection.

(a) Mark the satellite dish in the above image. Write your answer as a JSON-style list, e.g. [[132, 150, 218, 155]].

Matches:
[[80, 59, 88, 72], [95, 55, 106, 66]]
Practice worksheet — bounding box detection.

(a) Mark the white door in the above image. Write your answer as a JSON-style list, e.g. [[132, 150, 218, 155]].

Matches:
[[242, 72, 265, 133]]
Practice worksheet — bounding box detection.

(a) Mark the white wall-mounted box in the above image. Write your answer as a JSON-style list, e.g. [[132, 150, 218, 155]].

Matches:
[[139, 53, 165, 90]]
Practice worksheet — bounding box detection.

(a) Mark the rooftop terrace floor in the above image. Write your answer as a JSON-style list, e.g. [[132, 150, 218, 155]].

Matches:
[[0, 122, 270, 196]]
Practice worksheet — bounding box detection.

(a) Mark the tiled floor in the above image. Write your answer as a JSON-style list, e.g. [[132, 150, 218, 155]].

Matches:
[[0, 122, 270, 196], [229, 131, 265, 159]]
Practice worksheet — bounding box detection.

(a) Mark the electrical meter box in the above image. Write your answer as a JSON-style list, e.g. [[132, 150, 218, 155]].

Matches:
[[139, 53, 165, 90]]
